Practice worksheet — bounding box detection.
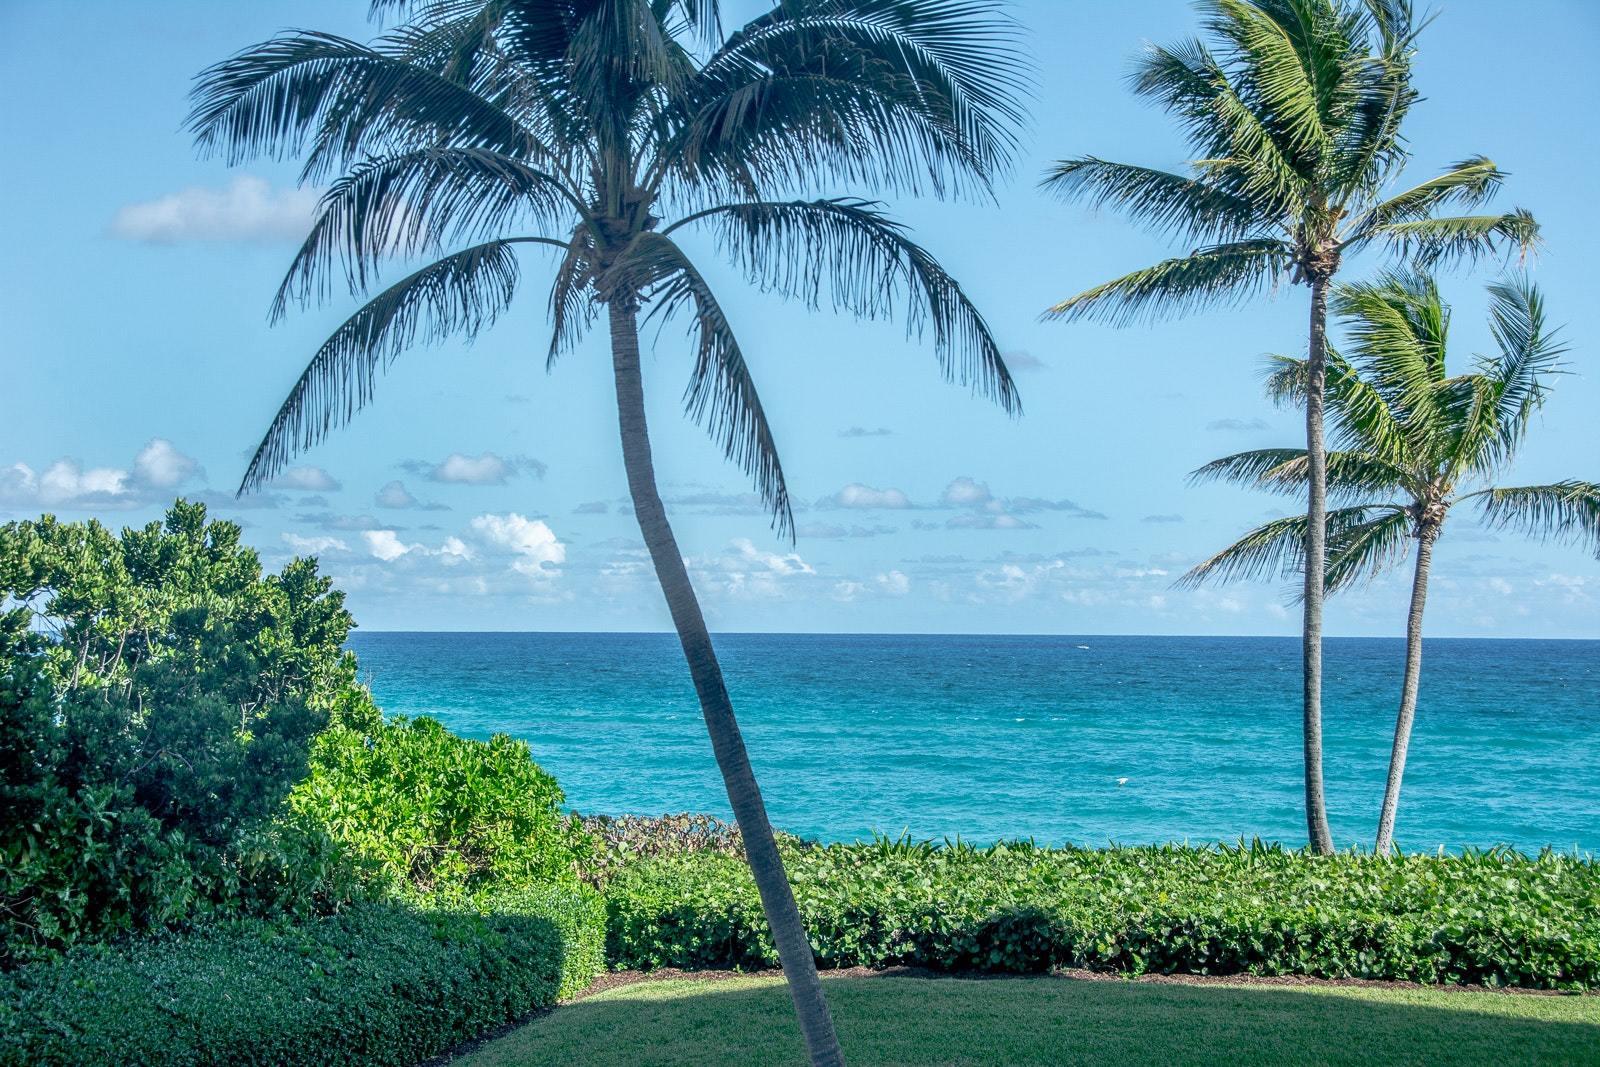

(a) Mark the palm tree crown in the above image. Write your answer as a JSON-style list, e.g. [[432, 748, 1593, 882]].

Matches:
[[190, 0, 1025, 536], [1182, 272, 1597, 855], [1042, 0, 1536, 322], [1183, 273, 1599, 590], [1040, 0, 1540, 853]]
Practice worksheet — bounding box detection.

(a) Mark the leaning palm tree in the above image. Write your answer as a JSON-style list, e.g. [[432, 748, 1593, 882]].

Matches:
[[1040, 0, 1538, 853], [1182, 273, 1599, 855], [188, 2, 1024, 1061]]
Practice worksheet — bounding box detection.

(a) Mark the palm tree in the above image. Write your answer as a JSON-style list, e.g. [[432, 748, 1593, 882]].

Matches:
[[1181, 273, 1599, 855], [1039, 0, 1538, 853], [188, 2, 1025, 1061]]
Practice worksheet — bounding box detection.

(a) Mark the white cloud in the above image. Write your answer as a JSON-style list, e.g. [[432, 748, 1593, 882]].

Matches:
[[362, 529, 417, 562], [821, 483, 913, 510], [470, 513, 565, 577], [940, 476, 993, 508], [876, 570, 911, 596], [947, 513, 1036, 530], [405, 452, 546, 486], [273, 465, 342, 492], [109, 176, 320, 243], [134, 439, 201, 488], [374, 479, 447, 510], [438, 535, 475, 565], [282, 533, 348, 554], [0, 439, 204, 510]]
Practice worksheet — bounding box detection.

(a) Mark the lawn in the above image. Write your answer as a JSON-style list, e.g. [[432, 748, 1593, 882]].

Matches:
[[461, 973, 1600, 1066]]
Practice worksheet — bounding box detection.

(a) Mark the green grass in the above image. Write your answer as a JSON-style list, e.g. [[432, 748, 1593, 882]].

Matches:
[[463, 974, 1600, 1066]]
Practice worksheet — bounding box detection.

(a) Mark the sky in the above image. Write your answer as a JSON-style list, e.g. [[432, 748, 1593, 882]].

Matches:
[[1, 0, 1596, 637]]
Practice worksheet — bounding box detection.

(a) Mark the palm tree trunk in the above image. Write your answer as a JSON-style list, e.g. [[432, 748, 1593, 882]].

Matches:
[[1302, 276, 1336, 855], [1374, 526, 1436, 857], [606, 300, 846, 1067]]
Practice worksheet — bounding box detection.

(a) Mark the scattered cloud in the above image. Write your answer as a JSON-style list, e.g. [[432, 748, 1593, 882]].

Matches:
[[403, 452, 546, 485], [1206, 417, 1271, 432], [469, 512, 565, 577], [296, 511, 391, 532], [109, 176, 319, 244], [1142, 513, 1184, 524], [695, 538, 815, 599], [0, 438, 204, 510], [282, 533, 349, 555], [796, 522, 898, 539], [947, 513, 1038, 530], [273, 465, 342, 492], [937, 477, 1107, 527], [839, 426, 894, 438], [818, 483, 913, 510], [574, 500, 610, 515], [375, 479, 447, 511], [362, 529, 417, 562]]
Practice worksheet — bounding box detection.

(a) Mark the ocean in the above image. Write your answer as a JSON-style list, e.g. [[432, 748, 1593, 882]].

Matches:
[[347, 632, 1598, 854]]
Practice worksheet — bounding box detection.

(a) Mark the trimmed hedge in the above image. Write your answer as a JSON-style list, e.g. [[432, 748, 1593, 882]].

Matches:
[[604, 839, 1600, 989], [0, 885, 605, 1066]]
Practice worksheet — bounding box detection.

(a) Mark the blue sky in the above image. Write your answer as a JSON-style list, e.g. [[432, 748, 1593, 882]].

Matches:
[[2, 0, 1596, 637]]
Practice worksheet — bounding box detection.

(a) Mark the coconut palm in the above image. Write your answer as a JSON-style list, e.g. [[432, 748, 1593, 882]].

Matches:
[[188, 2, 1025, 1061], [1040, 0, 1539, 853], [1181, 273, 1599, 855]]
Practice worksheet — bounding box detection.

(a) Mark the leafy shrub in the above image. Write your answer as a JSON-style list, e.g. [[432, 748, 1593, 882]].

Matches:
[[604, 839, 1600, 989], [0, 502, 377, 963], [0, 886, 606, 1066], [579, 813, 751, 884], [291, 715, 592, 898]]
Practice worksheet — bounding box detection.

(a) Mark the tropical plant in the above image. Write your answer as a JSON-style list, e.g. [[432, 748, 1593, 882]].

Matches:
[[187, 1, 1024, 1059], [1181, 273, 1599, 854], [1040, 0, 1538, 853], [0, 501, 375, 963]]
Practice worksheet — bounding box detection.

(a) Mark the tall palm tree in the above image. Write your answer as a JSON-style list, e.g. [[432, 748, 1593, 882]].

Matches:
[[188, 2, 1024, 1061], [1039, 0, 1538, 853], [1181, 273, 1599, 855]]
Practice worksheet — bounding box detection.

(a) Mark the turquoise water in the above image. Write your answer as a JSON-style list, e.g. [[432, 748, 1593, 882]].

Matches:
[[347, 632, 1598, 853]]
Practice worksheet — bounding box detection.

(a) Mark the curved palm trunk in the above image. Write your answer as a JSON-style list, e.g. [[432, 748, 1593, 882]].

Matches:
[[1374, 527, 1436, 856], [1302, 277, 1336, 855], [606, 301, 846, 1067]]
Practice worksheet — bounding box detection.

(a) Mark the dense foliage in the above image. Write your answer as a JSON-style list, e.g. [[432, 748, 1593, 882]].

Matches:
[[605, 839, 1600, 989], [292, 715, 592, 898], [0, 886, 605, 1067], [0, 502, 377, 964]]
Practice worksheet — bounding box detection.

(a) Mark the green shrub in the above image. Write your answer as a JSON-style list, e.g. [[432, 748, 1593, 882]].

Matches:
[[291, 715, 592, 898], [0, 502, 377, 964], [0, 887, 606, 1066], [603, 839, 1600, 989]]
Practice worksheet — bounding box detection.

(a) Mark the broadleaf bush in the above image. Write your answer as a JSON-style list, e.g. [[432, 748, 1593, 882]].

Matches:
[[603, 838, 1600, 989]]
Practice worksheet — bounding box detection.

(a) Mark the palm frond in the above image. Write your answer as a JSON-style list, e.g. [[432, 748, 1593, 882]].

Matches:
[[1368, 208, 1541, 270], [616, 233, 793, 538], [240, 240, 534, 493], [1345, 156, 1505, 236], [1044, 239, 1290, 325], [1470, 482, 1600, 557], [274, 146, 580, 314], [1479, 274, 1566, 463], [668, 198, 1018, 412], [1263, 349, 1410, 465], [1039, 157, 1261, 245], [673, 0, 1027, 200], [1191, 446, 1409, 502], [1176, 503, 1392, 588], [188, 30, 543, 181], [1323, 503, 1415, 591]]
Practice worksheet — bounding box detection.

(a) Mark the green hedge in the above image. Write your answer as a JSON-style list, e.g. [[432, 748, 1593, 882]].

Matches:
[[0, 885, 605, 1067], [604, 839, 1600, 989]]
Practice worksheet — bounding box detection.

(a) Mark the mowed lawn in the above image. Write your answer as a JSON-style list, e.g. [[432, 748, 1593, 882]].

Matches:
[[461, 973, 1600, 1067]]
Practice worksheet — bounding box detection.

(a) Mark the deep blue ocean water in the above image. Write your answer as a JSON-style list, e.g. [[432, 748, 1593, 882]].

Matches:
[[347, 632, 1598, 853]]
